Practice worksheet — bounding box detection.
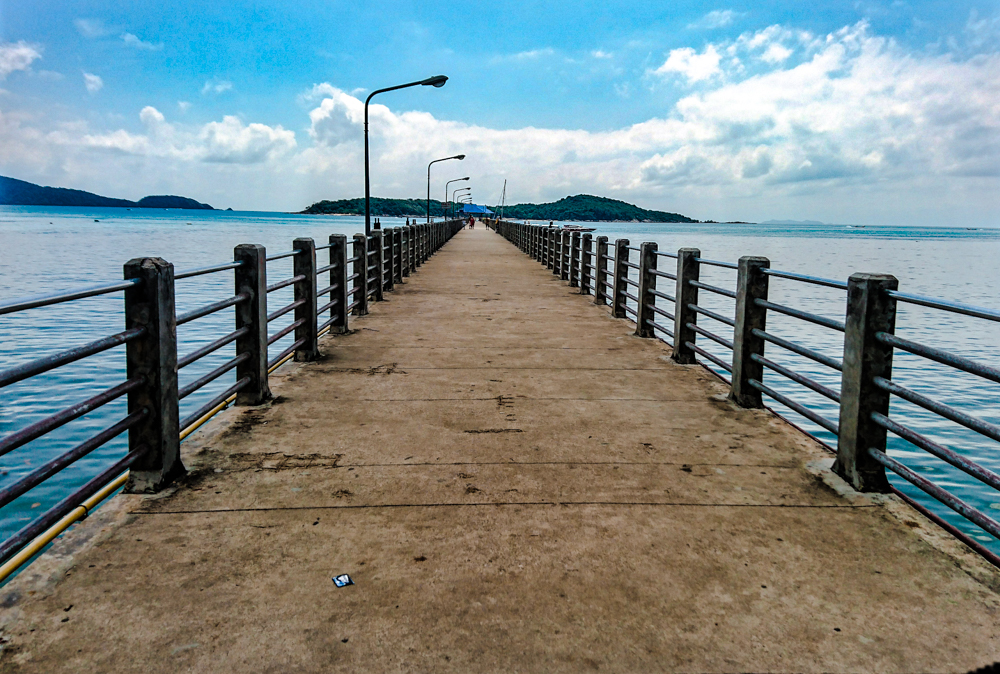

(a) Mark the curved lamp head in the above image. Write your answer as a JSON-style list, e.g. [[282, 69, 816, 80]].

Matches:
[[422, 75, 449, 88], [454, 154, 466, 160], [461, 176, 470, 181]]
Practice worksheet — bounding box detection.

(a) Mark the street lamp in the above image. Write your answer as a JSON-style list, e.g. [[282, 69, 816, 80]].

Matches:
[[446, 177, 469, 220], [427, 154, 465, 223], [451, 186, 471, 218], [364, 75, 448, 236]]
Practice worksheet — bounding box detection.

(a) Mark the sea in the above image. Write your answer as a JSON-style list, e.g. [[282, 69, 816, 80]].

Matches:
[[1, 205, 999, 565]]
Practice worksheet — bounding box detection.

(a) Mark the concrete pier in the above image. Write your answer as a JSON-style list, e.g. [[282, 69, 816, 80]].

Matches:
[[1, 227, 998, 672]]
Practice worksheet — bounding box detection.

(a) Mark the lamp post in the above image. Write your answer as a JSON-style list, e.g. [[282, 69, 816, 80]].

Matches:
[[364, 75, 448, 236], [427, 154, 465, 223], [446, 177, 469, 220], [451, 186, 471, 218]]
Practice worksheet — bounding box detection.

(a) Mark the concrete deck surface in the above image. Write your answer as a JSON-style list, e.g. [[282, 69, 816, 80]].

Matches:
[[1, 226, 998, 673]]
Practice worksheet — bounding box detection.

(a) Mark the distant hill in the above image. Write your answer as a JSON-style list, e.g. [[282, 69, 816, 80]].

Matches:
[[0, 176, 214, 209], [495, 195, 695, 223], [302, 194, 696, 223], [301, 197, 452, 217], [760, 219, 825, 225]]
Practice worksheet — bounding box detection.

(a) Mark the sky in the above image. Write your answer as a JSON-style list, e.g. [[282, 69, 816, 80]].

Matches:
[[0, 0, 998, 225]]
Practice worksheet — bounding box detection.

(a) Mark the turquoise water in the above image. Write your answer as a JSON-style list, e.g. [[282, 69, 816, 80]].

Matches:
[[2, 207, 1000, 560]]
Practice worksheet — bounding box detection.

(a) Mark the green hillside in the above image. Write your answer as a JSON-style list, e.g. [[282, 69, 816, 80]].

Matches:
[[301, 197, 451, 217], [497, 194, 695, 222]]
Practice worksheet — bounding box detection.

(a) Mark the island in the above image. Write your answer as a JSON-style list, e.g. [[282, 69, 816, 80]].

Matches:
[[0, 176, 214, 210]]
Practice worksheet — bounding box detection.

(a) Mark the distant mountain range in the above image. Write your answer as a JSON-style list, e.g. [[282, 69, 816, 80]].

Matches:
[[0, 176, 214, 210], [760, 219, 825, 225], [302, 194, 697, 223]]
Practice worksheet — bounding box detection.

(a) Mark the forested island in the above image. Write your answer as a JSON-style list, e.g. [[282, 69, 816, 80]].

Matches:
[[302, 194, 697, 222], [0, 176, 214, 209]]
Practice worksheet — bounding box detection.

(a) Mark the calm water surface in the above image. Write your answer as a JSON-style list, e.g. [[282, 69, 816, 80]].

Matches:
[[2, 207, 999, 559]]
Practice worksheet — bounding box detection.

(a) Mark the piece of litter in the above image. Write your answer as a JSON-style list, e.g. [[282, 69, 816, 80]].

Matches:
[[332, 574, 354, 587]]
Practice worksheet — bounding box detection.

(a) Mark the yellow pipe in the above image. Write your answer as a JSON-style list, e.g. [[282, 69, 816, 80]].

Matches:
[[0, 343, 307, 583]]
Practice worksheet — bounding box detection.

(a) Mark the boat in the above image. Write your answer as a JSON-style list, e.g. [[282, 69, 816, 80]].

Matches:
[[560, 224, 596, 232]]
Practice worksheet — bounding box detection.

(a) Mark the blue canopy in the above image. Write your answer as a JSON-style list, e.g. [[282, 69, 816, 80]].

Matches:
[[461, 204, 494, 215]]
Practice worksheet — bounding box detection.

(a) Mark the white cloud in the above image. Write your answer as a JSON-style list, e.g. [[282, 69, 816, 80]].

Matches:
[[592, 50, 613, 59], [178, 101, 191, 113], [0, 42, 42, 80], [490, 48, 556, 64], [654, 45, 722, 83], [83, 72, 103, 93], [202, 79, 233, 95], [761, 43, 793, 63], [121, 33, 163, 51], [689, 10, 740, 29], [74, 19, 115, 38]]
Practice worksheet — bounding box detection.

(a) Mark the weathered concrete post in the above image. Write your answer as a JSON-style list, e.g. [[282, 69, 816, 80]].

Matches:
[[635, 242, 658, 337], [673, 248, 701, 364], [730, 256, 770, 407], [393, 228, 403, 284], [234, 244, 270, 405], [123, 257, 183, 493], [552, 230, 562, 276], [383, 228, 394, 292], [416, 225, 424, 266], [406, 225, 415, 275], [611, 239, 630, 318], [352, 234, 368, 316], [326, 234, 349, 334], [569, 232, 581, 288], [548, 228, 557, 270], [594, 236, 609, 305], [560, 232, 571, 281], [834, 273, 898, 493], [292, 237, 319, 361], [580, 233, 593, 295], [370, 231, 384, 302]]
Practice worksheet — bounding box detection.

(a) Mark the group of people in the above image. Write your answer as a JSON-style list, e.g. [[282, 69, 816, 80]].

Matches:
[[398, 216, 474, 228]]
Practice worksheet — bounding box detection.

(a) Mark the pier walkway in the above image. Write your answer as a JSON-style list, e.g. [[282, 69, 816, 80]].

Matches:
[[2, 227, 999, 672]]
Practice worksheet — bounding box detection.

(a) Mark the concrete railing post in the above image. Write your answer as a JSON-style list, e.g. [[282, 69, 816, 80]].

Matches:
[[326, 234, 349, 334], [834, 273, 898, 493], [569, 232, 581, 288], [635, 242, 658, 337], [352, 234, 368, 316], [383, 228, 395, 292], [594, 236, 609, 305], [548, 228, 557, 270], [370, 231, 384, 302], [234, 244, 270, 405], [580, 233, 593, 295], [552, 230, 562, 276], [560, 232, 571, 281], [123, 257, 183, 493], [406, 225, 415, 275], [416, 225, 424, 266], [292, 237, 319, 361], [673, 248, 701, 364], [730, 256, 770, 407], [611, 239, 630, 318], [393, 228, 403, 284]]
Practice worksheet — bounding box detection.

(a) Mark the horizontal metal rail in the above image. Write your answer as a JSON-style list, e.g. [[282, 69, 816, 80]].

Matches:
[[600, 254, 614, 262], [689, 304, 735, 327], [267, 299, 306, 323], [177, 326, 248, 370], [0, 409, 146, 511], [868, 447, 1000, 540], [751, 353, 840, 403], [174, 261, 243, 280], [624, 261, 640, 271], [749, 378, 838, 433], [623, 278, 639, 290], [623, 305, 638, 318], [600, 280, 614, 292], [0, 446, 149, 566], [752, 328, 843, 371], [346, 256, 361, 264], [178, 352, 250, 400], [651, 305, 674, 321], [650, 289, 675, 303], [266, 275, 306, 294], [687, 322, 733, 350], [646, 318, 674, 339], [876, 332, 1000, 385], [316, 263, 338, 275], [176, 292, 250, 326], [0, 378, 144, 458], [755, 298, 845, 332], [688, 279, 736, 299], [0, 327, 145, 389], [314, 243, 333, 251], [620, 289, 640, 303], [318, 315, 338, 333], [179, 378, 250, 431], [654, 251, 678, 260], [762, 268, 848, 290], [625, 245, 641, 252], [346, 273, 360, 283], [265, 250, 302, 262], [873, 376, 1000, 443], [651, 269, 676, 281], [317, 297, 340, 315], [267, 318, 306, 345], [694, 258, 738, 270], [0, 278, 141, 316], [871, 412, 1000, 492], [689, 342, 733, 373], [267, 338, 307, 370], [346, 300, 359, 313], [887, 290, 1000, 323]]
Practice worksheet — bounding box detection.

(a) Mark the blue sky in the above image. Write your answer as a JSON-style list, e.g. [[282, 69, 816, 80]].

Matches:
[[1, 0, 998, 224]]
